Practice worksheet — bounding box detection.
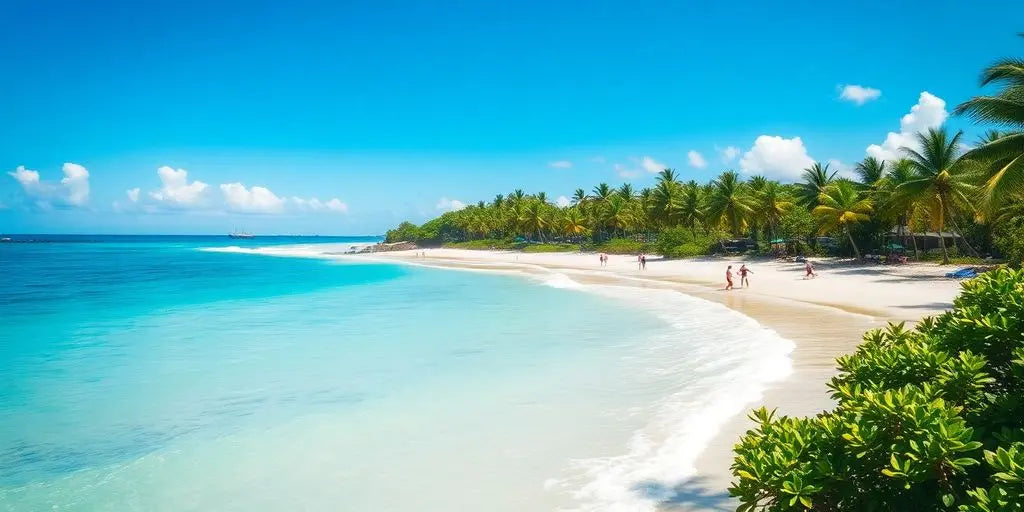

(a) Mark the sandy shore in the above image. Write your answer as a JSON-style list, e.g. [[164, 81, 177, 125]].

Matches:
[[358, 249, 963, 510]]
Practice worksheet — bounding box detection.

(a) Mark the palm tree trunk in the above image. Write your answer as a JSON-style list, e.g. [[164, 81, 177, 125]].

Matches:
[[846, 228, 861, 259], [938, 226, 950, 264], [948, 217, 981, 258]]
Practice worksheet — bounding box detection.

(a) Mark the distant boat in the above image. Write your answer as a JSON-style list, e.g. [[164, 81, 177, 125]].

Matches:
[[228, 231, 255, 239]]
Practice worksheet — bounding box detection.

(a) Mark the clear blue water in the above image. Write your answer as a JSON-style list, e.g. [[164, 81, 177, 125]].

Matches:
[[0, 236, 792, 511]]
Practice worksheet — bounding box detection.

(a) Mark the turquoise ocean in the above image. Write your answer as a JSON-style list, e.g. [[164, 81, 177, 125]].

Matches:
[[0, 236, 792, 511]]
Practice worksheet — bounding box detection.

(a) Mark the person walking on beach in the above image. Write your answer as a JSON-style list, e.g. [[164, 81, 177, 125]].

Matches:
[[725, 265, 734, 290], [739, 263, 752, 287], [599, 253, 607, 267], [804, 260, 817, 279], [637, 254, 642, 270], [640, 254, 647, 270]]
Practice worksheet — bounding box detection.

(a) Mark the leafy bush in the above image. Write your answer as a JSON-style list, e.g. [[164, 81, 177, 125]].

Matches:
[[731, 268, 1024, 511], [385, 221, 420, 243], [443, 239, 517, 250], [655, 227, 720, 258], [522, 243, 578, 253], [594, 238, 652, 254], [994, 221, 1024, 268]]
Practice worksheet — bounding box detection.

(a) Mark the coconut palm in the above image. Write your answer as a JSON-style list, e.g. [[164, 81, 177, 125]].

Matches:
[[753, 181, 793, 241], [536, 191, 548, 204], [592, 183, 614, 203], [602, 195, 634, 236], [571, 188, 587, 205], [796, 162, 838, 208], [878, 159, 924, 258], [519, 201, 548, 241], [954, 55, 1024, 209], [617, 183, 635, 202], [706, 171, 753, 236], [492, 194, 504, 209], [561, 208, 587, 237], [813, 181, 873, 259], [854, 157, 887, 191], [678, 181, 705, 235], [895, 128, 979, 263]]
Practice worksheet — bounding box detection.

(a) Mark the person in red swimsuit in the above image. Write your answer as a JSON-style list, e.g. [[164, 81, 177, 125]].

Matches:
[[739, 264, 752, 287], [726, 265, 734, 290]]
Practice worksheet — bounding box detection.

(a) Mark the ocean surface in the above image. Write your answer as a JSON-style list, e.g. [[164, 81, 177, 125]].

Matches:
[[0, 235, 793, 511]]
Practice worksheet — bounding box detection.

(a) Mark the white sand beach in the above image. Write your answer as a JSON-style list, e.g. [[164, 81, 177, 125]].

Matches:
[[364, 248, 965, 510]]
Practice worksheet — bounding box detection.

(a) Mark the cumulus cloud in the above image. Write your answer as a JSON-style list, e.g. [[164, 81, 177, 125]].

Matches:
[[866, 92, 948, 162], [220, 182, 286, 213], [718, 146, 740, 163], [436, 197, 466, 212], [687, 150, 707, 169], [827, 159, 858, 180], [548, 160, 573, 169], [556, 195, 571, 207], [738, 136, 815, 181], [839, 85, 882, 105], [640, 156, 666, 173], [149, 166, 209, 207], [126, 188, 140, 202], [7, 163, 91, 207], [615, 163, 640, 179], [291, 196, 348, 214]]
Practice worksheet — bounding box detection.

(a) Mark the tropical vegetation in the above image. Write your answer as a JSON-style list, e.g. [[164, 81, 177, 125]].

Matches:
[[730, 268, 1024, 511], [386, 40, 1024, 267]]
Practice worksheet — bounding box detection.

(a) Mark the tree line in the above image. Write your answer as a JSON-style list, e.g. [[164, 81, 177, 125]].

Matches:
[[388, 43, 1024, 266]]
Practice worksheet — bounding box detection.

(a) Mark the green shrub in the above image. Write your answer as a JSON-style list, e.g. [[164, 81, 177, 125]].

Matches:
[[731, 268, 1024, 511], [443, 239, 517, 250], [385, 221, 420, 243], [595, 238, 651, 254], [994, 221, 1024, 268], [522, 243, 577, 253], [655, 227, 720, 258]]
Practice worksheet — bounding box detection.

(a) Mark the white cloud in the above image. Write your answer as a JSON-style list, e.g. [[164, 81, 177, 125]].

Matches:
[[126, 188, 140, 202], [220, 182, 286, 213], [687, 150, 707, 169], [738, 136, 815, 181], [614, 163, 640, 179], [7, 163, 90, 207], [436, 197, 466, 212], [827, 159, 858, 180], [548, 160, 573, 169], [149, 166, 209, 207], [640, 156, 665, 173], [839, 85, 882, 105], [866, 91, 948, 162], [291, 196, 349, 214], [555, 195, 571, 208], [718, 146, 740, 163]]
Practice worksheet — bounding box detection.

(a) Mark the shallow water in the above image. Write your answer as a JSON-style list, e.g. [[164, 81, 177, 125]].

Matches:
[[0, 236, 791, 511]]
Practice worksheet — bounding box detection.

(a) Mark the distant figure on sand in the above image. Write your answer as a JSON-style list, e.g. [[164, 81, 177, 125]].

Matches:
[[804, 260, 817, 279], [726, 265, 734, 290], [739, 264, 752, 287], [640, 254, 647, 270], [599, 253, 607, 267]]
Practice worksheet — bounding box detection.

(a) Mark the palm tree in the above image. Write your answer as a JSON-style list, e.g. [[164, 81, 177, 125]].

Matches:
[[509, 189, 527, 204], [753, 181, 793, 241], [492, 194, 504, 209], [895, 128, 979, 263], [854, 157, 887, 191], [706, 171, 753, 236], [602, 195, 634, 236], [617, 183, 635, 202], [561, 208, 587, 237], [797, 162, 838, 208], [954, 55, 1024, 209], [878, 159, 923, 259], [519, 201, 548, 241], [592, 183, 614, 203], [813, 182, 873, 259], [679, 181, 705, 235], [571, 188, 587, 205], [657, 168, 679, 184], [536, 191, 548, 204]]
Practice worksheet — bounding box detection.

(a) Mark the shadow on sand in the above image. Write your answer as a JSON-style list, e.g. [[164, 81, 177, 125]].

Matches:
[[632, 476, 736, 511]]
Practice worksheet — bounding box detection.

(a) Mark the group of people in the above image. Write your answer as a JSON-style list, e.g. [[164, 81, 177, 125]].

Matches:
[[725, 260, 816, 290], [598, 252, 647, 269]]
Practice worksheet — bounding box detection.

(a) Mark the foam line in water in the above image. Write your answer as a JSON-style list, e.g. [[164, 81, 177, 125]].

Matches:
[[535, 272, 793, 511]]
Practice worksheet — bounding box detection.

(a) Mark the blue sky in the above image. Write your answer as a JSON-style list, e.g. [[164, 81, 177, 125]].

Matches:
[[2, 0, 1022, 235]]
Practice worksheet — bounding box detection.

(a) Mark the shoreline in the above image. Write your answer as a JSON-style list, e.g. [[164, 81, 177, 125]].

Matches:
[[354, 248, 961, 510]]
